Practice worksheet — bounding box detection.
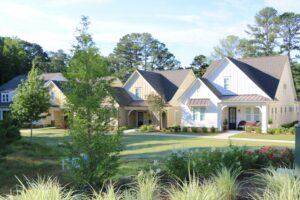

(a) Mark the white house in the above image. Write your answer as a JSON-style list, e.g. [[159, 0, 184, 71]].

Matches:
[[179, 55, 300, 133]]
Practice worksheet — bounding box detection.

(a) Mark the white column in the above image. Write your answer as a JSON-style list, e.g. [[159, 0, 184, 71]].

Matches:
[[217, 105, 223, 132], [261, 105, 267, 133]]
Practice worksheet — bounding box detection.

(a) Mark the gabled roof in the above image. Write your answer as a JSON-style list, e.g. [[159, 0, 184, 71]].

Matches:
[[113, 87, 133, 106], [203, 55, 288, 99], [199, 78, 223, 99], [137, 69, 191, 102], [0, 73, 66, 92], [0, 75, 27, 91]]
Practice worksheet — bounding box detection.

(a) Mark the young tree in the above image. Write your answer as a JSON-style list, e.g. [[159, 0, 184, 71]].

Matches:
[[64, 16, 122, 186], [11, 65, 50, 142], [211, 35, 242, 59], [189, 54, 209, 77], [279, 12, 300, 62], [146, 93, 166, 129], [246, 7, 280, 56]]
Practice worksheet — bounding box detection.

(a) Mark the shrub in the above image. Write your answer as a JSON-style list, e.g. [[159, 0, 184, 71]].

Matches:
[[281, 120, 298, 128], [173, 125, 181, 132], [245, 126, 252, 133], [118, 125, 128, 133], [267, 128, 276, 134], [288, 127, 295, 135], [146, 125, 156, 132], [201, 127, 208, 133], [210, 126, 216, 133], [255, 127, 262, 134], [166, 146, 294, 180], [182, 127, 188, 132], [191, 127, 198, 133], [139, 125, 148, 132]]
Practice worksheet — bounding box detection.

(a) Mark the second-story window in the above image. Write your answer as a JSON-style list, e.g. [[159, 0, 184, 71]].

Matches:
[[50, 92, 55, 101], [224, 77, 230, 90], [1, 93, 9, 102], [135, 87, 141, 98]]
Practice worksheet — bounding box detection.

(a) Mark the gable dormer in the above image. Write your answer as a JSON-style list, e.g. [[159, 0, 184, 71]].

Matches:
[[123, 70, 159, 100], [204, 58, 270, 99]]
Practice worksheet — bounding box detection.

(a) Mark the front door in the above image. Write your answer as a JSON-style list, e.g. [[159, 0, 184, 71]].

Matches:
[[137, 112, 144, 127], [228, 107, 237, 129]]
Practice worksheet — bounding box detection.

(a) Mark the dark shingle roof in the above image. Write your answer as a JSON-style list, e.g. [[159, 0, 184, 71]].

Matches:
[[137, 69, 191, 102], [113, 87, 133, 106], [199, 78, 223, 99], [203, 55, 288, 99], [0, 75, 27, 91]]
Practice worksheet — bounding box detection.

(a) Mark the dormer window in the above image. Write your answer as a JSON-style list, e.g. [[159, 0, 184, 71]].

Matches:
[[224, 77, 230, 90], [135, 87, 141, 98], [1, 93, 9, 102]]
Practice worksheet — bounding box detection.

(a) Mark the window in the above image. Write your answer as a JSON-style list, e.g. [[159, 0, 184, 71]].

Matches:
[[1, 93, 9, 102], [224, 77, 230, 90], [245, 107, 252, 121], [192, 107, 205, 121], [50, 92, 55, 100], [254, 108, 260, 122], [135, 87, 141, 98]]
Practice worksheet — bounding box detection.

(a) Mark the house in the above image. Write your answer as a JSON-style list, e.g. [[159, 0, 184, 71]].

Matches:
[[0, 73, 67, 127], [114, 69, 196, 128], [180, 55, 300, 133]]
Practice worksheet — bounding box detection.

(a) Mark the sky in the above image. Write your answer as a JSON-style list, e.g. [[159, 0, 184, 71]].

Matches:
[[0, 0, 300, 67]]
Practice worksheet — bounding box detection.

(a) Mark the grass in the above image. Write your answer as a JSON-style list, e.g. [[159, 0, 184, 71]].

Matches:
[[0, 128, 295, 195], [231, 132, 295, 141]]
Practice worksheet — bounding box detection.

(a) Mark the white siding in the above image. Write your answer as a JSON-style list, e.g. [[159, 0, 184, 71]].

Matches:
[[123, 72, 158, 100], [207, 59, 270, 98], [180, 79, 220, 128]]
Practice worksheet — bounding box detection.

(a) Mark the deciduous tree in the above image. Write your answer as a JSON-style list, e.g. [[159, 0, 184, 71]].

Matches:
[[11, 65, 50, 142], [146, 93, 166, 129], [64, 16, 122, 186]]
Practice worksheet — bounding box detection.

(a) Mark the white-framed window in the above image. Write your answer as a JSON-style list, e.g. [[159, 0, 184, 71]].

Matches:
[[50, 92, 55, 100], [135, 87, 141, 98], [254, 108, 260, 122], [224, 77, 230, 90], [1, 93, 9, 102], [245, 107, 252, 121], [192, 107, 205, 121]]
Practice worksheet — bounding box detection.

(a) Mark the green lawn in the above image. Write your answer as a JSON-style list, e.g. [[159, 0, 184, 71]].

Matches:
[[230, 132, 295, 141], [0, 128, 295, 194]]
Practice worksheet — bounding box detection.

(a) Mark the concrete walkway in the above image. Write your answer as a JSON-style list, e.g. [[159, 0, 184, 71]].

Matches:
[[124, 130, 294, 144]]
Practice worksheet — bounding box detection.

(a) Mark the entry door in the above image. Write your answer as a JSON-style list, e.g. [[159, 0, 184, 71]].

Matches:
[[137, 112, 144, 127], [228, 107, 237, 129]]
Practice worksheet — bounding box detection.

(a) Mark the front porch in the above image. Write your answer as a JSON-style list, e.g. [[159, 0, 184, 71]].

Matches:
[[218, 103, 267, 133]]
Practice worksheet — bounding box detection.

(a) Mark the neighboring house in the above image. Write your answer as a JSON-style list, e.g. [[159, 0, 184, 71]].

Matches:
[[180, 55, 300, 133], [0, 73, 67, 127], [114, 69, 196, 128]]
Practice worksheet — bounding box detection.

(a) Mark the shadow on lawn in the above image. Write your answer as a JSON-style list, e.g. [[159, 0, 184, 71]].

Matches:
[[22, 136, 71, 146]]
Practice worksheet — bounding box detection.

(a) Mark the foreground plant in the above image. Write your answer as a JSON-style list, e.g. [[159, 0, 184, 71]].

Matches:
[[251, 168, 300, 200], [212, 168, 241, 200], [92, 184, 122, 200], [0, 177, 77, 200]]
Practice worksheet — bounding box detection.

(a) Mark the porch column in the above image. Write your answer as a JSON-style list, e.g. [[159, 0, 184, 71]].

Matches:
[[261, 105, 267, 133], [217, 104, 224, 132]]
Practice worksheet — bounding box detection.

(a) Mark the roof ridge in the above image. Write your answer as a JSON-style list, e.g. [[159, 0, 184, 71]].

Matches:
[[237, 54, 288, 60]]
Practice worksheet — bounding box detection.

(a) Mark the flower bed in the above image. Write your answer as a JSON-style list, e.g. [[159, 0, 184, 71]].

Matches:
[[166, 146, 294, 180]]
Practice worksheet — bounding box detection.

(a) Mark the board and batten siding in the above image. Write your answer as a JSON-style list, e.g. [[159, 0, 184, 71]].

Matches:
[[123, 72, 158, 100], [180, 79, 220, 128], [207, 59, 270, 98]]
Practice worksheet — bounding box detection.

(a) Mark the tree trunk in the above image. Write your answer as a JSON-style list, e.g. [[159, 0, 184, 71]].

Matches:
[[30, 122, 33, 143]]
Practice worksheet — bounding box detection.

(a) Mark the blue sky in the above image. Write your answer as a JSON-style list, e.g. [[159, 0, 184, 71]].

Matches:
[[0, 0, 299, 66]]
